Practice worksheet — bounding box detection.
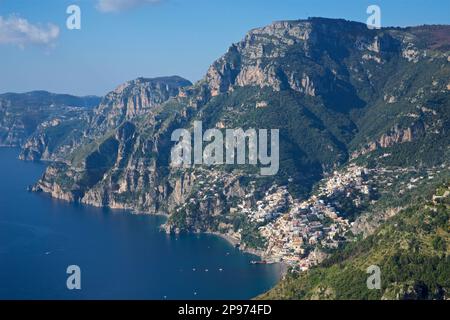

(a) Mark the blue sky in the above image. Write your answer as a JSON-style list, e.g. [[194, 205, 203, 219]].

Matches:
[[0, 0, 449, 96]]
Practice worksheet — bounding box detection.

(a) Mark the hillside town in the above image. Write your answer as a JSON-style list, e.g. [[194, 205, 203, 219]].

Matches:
[[255, 164, 369, 269], [168, 162, 449, 271], [251, 164, 449, 269]]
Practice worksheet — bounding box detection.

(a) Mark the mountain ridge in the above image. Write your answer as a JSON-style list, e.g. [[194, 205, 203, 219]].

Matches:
[[24, 18, 450, 299], [18, 76, 191, 162], [0, 91, 101, 148]]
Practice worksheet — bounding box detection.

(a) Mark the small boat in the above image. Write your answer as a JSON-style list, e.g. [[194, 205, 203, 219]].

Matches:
[[250, 260, 268, 265]]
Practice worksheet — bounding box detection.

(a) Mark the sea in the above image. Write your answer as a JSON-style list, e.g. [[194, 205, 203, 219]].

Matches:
[[0, 147, 281, 300]]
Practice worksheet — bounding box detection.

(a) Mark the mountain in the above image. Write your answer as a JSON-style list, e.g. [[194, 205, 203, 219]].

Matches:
[[18, 77, 191, 161], [0, 91, 101, 149], [88, 76, 192, 137], [31, 18, 449, 294], [0, 91, 100, 109]]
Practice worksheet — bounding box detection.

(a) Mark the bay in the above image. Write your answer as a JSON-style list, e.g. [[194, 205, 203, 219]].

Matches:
[[0, 148, 281, 300]]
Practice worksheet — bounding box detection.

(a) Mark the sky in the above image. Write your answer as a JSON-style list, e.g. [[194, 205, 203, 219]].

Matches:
[[0, 0, 449, 96]]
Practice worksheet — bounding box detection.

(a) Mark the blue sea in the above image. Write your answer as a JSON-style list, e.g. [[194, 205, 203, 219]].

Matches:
[[0, 148, 281, 300]]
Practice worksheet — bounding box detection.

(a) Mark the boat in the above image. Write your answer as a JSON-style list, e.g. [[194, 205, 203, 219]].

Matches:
[[250, 260, 268, 265]]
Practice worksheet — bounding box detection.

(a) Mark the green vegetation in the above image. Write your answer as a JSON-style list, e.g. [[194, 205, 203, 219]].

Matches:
[[25, 20, 450, 299], [260, 182, 449, 300], [0, 91, 99, 147]]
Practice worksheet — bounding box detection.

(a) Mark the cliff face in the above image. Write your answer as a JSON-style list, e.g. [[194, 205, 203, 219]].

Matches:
[[33, 165, 78, 202], [18, 77, 191, 162], [204, 18, 417, 102], [89, 76, 192, 136], [204, 20, 313, 96], [32, 76, 193, 212], [351, 121, 426, 159], [33, 18, 450, 251]]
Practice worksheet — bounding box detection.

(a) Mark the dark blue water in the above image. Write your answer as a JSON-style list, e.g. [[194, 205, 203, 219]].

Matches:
[[0, 148, 280, 300]]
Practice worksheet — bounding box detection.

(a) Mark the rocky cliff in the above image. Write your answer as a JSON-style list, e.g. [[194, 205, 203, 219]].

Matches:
[[19, 77, 191, 162], [33, 18, 450, 252], [89, 76, 192, 137]]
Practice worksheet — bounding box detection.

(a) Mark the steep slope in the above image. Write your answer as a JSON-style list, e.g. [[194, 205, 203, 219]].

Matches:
[[19, 76, 191, 162], [33, 18, 450, 259], [88, 76, 192, 137]]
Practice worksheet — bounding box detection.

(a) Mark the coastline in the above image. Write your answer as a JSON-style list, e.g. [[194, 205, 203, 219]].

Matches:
[[1, 146, 283, 299], [34, 179, 290, 279], [206, 231, 264, 256], [205, 231, 289, 279], [21, 140, 289, 281]]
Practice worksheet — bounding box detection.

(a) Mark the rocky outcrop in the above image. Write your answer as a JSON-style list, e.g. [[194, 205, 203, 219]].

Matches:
[[32, 165, 78, 202], [351, 207, 402, 237], [20, 134, 51, 161], [163, 170, 251, 234], [351, 122, 426, 159], [205, 20, 316, 96], [89, 76, 191, 136]]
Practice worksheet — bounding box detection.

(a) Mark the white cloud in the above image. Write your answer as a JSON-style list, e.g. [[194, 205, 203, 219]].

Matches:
[[97, 0, 162, 13], [0, 15, 60, 47]]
